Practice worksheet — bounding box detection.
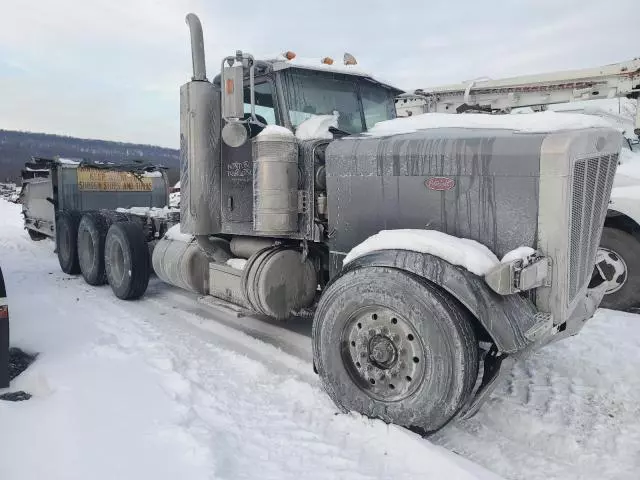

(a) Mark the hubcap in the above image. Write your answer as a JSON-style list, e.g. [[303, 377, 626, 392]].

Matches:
[[341, 306, 426, 401], [596, 248, 627, 294]]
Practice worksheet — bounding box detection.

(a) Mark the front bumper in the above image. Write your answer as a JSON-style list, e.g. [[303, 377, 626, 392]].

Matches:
[[543, 282, 608, 346], [459, 282, 607, 420]]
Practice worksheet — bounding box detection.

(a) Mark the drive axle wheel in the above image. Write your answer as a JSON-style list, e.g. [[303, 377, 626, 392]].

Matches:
[[313, 266, 478, 434], [78, 211, 128, 286], [56, 210, 82, 274], [104, 221, 150, 300]]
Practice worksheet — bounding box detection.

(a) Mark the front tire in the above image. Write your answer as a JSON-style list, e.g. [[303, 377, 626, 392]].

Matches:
[[313, 266, 478, 434], [104, 221, 150, 300], [596, 227, 640, 311]]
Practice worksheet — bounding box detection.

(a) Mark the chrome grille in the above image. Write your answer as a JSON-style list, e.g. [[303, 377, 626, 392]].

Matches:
[[568, 153, 618, 301]]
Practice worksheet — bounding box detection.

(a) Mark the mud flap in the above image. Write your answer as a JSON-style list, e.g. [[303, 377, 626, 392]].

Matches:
[[0, 266, 8, 389], [458, 348, 515, 420]]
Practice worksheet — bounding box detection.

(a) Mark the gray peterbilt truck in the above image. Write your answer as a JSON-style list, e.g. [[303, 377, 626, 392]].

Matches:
[[50, 13, 621, 433]]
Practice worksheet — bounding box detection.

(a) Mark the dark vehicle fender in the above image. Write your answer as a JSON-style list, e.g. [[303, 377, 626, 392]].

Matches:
[[337, 249, 539, 354]]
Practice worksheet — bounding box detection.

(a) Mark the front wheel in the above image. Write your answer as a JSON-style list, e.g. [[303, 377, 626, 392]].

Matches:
[[312, 266, 478, 434], [595, 227, 640, 311]]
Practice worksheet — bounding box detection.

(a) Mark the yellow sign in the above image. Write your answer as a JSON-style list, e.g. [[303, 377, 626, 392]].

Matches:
[[77, 168, 153, 192]]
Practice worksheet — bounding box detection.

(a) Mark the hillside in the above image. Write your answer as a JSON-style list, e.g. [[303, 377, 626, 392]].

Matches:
[[0, 130, 179, 184]]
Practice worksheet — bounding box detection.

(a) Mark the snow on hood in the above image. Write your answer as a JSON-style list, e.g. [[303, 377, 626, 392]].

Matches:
[[364, 111, 612, 137], [343, 229, 499, 276], [295, 113, 339, 141]]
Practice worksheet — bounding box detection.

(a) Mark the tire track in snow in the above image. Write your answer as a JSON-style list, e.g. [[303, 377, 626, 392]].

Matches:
[[69, 271, 491, 479]]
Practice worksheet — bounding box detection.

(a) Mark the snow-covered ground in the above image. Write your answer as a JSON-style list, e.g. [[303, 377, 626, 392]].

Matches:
[[0, 199, 639, 479]]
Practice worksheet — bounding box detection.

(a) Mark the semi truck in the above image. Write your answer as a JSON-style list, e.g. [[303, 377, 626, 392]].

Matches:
[[395, 59, 640, 311], [43, 13, 621, 434]]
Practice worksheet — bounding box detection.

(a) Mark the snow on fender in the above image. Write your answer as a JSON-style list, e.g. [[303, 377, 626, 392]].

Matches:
[[343, 229, 499, 276]]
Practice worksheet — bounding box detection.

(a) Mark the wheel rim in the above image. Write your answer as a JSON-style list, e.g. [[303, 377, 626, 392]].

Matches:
[[595, 248, 627, 294], [341, 306, 426, 402]]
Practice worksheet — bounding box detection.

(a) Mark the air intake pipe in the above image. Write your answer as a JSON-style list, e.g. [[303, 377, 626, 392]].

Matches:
[[185, 13, 207, 81]]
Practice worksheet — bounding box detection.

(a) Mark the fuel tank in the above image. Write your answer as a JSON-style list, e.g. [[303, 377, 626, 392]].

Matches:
[[152, 236, 210, 294]]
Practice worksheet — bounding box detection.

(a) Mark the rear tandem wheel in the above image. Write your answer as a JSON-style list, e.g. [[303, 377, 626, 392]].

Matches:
[[104, 221, 150, 300]]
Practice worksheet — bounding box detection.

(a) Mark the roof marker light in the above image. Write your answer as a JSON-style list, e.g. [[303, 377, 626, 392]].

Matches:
[[344, 53, 357, 65]]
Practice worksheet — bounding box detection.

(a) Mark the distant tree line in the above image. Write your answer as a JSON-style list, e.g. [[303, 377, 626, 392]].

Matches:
[[0, 130, 179, 185]]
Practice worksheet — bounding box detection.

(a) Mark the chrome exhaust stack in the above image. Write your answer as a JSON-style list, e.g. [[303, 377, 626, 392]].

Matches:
[[180, 13, 222, 236], [185, 13, 207, 81]]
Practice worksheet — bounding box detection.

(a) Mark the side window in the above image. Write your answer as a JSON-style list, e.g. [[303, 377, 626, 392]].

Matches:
[[243, 82, 277, 125], [361, 83, 396, 130]]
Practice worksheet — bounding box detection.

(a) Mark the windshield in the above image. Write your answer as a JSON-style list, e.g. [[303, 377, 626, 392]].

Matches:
[[280, 69, 396, 134]]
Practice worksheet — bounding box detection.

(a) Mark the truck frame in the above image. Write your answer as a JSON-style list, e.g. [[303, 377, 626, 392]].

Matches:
[[42, 14, 621, 434]]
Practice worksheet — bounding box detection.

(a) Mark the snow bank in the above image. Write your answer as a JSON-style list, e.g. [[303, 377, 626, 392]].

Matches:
[[295, 113, 339, 140], [365, 111, 612, 137], [226, 258, 248, 270], [257, 124, 294, 139], [164, 224, 193, 243], [343, 229, 499, 276], [3, 199, 640, 480], [501, 246, 535, 264], [0, 200, 501, 480]]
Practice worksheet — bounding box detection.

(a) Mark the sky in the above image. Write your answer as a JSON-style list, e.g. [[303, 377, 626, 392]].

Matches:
[[0, 0, 636, 148]]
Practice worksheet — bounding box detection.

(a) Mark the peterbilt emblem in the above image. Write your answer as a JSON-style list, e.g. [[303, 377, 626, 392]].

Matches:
[[425, 177, 455, 191]]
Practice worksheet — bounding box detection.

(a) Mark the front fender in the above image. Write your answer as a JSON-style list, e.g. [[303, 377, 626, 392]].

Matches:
[[338, 249, 539, 354], [609, 188, 640, 228]]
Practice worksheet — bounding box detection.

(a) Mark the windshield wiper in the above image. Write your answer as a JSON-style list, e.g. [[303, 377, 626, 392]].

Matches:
[[329, 126, 351, 137]]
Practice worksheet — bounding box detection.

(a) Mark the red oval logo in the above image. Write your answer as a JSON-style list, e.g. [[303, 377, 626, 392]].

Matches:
[[425, 177, 455, 191]]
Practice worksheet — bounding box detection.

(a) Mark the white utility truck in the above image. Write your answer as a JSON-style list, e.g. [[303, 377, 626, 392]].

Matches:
[[396, 59, 640, 310]]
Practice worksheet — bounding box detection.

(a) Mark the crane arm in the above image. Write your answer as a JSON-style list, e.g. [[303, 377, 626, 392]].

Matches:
[[396, 58, 640, 132]]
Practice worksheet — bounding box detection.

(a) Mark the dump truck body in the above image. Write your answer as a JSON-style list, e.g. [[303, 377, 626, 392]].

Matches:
[[21, 157, 169, 239]]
